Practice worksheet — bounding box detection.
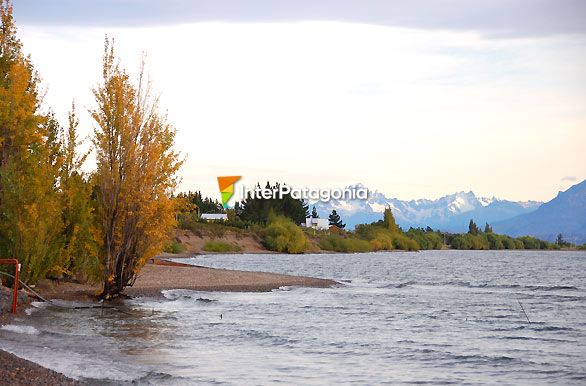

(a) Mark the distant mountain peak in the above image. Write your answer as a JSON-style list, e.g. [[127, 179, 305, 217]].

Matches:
[[493, 178, 586, 244]]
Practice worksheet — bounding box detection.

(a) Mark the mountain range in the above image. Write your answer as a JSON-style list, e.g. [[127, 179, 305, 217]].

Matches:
[[311, 179, 586, 244], [493, 179, 586, 244]]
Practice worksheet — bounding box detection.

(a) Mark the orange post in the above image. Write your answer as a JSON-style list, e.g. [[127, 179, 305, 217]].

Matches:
[[0, 259, 19, 314]]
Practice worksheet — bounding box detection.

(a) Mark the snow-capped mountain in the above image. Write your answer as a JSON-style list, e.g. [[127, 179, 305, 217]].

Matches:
[[310, 184, 542, 232]]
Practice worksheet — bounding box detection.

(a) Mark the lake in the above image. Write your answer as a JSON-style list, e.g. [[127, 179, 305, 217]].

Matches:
[[1, 250, 585, 385]]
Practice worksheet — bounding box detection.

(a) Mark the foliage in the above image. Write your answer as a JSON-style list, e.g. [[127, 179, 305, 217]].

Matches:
[[390, 233, 420, 251], [203, 240, 242, 253], [406, 228, 443, 250], [517, 236, 557, 250], [311, 206, 319, 218], [163, 240, 185, 254], [468, 219, 479, 235], [236, 182, 309, 225], [555, 233, 574, 248], [383, 207, 399, 233], [91, 38, 182, 298], [450, 233, 489, 250], [263, 215, 308, 254], [328, 209, 345, 229], [318, 234, 371, 253], [446, 231, 559, 250], [177, 190, 224, 214], [0, 2, 64, 284], [354, 217, 419, 252], [56, 104, 101, 282]]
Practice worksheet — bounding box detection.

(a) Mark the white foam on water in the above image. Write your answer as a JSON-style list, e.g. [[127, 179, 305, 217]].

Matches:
[[0, 324, 39, 335], [0, 344, 148, 382]]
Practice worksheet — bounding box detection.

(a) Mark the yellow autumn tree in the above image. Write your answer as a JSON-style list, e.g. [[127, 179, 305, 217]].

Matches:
[[0, 0, 64, 284], [91, 38, 182, 298]]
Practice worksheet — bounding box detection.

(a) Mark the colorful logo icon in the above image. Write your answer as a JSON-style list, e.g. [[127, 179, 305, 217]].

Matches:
[[217, 176, 241, 209]]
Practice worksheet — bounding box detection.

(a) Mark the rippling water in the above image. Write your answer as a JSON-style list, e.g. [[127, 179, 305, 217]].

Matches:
[[1, 250, 585, 385]]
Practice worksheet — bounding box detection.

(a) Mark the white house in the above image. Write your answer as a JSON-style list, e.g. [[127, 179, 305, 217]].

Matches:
[[201, 213, 228, 221], [302, 217, 329, 230]]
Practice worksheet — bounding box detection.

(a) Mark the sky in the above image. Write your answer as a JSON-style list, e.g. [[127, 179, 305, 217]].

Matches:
[[13, 0, 586, 202]]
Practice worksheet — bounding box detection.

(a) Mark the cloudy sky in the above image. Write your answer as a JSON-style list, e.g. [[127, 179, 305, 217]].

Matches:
[[14, 0, 586, 202]]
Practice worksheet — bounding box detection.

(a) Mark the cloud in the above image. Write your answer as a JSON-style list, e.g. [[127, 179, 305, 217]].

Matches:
[[18, 21, 586, 202], [14, 0, 586, 38], [561, 176, 577, 182]]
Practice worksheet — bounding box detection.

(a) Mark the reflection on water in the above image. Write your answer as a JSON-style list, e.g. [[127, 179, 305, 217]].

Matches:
[[1, 250, 585, 385]]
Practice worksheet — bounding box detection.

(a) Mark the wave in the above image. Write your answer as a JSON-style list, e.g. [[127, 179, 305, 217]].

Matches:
[[0, 325, 39, 335], [379, 280, 580, 292]]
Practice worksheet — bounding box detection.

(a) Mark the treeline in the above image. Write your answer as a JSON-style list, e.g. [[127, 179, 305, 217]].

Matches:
[[0, 2, 181, 298], [235, 182, 309, 224], [444, 219, 559, 250], [177, 184, 570, 253], [177, 191, 224, 214]]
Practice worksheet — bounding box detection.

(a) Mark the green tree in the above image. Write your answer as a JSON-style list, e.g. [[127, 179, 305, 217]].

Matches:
[[328, 210, 345, 229], [383, 206, 399, 233], [177, 190, 223, 214], [311, 206, 319, 218], [237, 182, 308, 224], [468, 219, 479, 235], [264, 215, 308, 253], [484, 223, 493, 233], [58, 103, 100, 282]]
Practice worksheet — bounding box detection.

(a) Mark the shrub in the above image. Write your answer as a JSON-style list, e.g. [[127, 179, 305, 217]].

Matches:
[[391, 234, 420, 251], [354, 222, 419, 251], [449, 234, 488, 250], [318, 234, 372, 253], [203, 240, 242, 252], [486, 233, 504, 250], [518, 236, 540, 249], [499, 236, 516, 249], [264, 215, 308, 253], [406, 228, 443, 250], [163, 240, 185, 254]]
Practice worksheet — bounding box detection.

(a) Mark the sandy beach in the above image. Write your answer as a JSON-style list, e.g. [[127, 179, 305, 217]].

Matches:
[[34, 259, 338, 300]]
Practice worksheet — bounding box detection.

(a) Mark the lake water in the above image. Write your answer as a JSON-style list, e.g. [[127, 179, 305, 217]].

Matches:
[[1, 250, 585, 385]]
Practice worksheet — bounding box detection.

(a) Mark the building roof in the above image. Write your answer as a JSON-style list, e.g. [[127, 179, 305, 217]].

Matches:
[[201, 213, 227, 220]]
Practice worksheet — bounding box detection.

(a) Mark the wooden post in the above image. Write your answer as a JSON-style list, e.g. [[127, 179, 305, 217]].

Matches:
[[0, 259, 19, 314]]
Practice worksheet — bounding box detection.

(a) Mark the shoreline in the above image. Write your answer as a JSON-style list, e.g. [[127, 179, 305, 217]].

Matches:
[[0, 349, 80, 385], [1, 260, 339, 384], [34, 260, 339, 301]]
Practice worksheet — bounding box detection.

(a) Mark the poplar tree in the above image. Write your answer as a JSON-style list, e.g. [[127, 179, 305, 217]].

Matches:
[[0, 1, 64, 284], [92, 38, 182, 298], [383, 206, 399, 233]]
